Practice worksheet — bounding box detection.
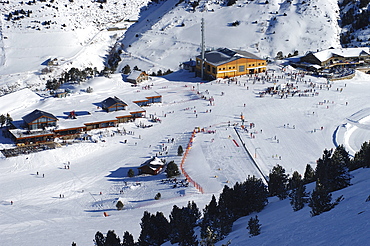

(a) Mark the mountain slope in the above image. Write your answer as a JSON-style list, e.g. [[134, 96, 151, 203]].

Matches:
[[118, 0, 341, 72], [218, 168, 370, 246]]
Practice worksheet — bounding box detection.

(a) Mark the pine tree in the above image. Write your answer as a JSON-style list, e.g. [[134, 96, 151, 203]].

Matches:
[[138, 211, 154, 246], [122, 231, 135, 246], [217, 186, 235, 238], [232, 176, 268, 218], [105, 230, 121, 246], [268, 164, 289, 199], [127, 169, 135, 177], [330, 145, 352, 191], [352, 141, 370, 169], [316, 148, 351, 192], [169, 204, 199, 246], [332, 145, 351, 169], [303, 164, 315, 184], [308, 183, 334, 216], [201, 195, 220, 242], [154, 192, 161, 200], [200, 226, 217, 246], [177, 145, 184, 156], [0, 114, 6, 127], [122, 64, 131, 74], [289, 178, 309, 211], [315, 149, 332, 190], [5, 113, 12, 126], [166, 161, 180, 178], [247, 215, 261, 237], [138, 211, 170, 246], [94, 231, 105, 246], [116, 200, 124, 210], [153, 211, 170, 244], [288, 171, 302, 190]]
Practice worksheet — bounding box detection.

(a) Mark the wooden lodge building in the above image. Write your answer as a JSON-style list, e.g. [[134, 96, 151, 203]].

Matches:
[[7, 93, 162, 145], [22, 109, 58, 130], [101, 96, 128, 112], [195, 48, 267, 79], [298, 47, 370, 70], [126, 71, 149, 84], [138, 156, 165, 175]]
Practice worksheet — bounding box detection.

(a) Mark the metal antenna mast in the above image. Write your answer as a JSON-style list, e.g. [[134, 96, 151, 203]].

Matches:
[[200, 17, 205, 80]]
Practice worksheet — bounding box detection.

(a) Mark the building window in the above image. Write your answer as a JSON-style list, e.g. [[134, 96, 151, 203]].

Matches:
[[212, 67, 216, 74], [233, 66, 235, 69], [258, 63, 260, 66], [239, 65, 245, 72], [223, 68, 225, 70], [219, 68, 222, 70], [207, 65, 210, 71]]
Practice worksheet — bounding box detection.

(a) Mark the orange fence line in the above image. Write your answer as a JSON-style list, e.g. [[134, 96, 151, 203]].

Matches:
[[179, 130, 204, 194]]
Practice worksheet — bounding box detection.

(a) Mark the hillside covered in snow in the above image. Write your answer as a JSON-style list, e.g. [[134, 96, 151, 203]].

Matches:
[[1, 0, 370, 245], [0, 0, 358, 92]]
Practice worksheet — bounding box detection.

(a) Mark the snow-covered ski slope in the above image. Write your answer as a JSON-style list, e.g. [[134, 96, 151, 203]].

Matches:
[[0, 0, 150, 90], [0, 0, 341, 91], [1, 65, 370, 245], [119, 0, 340, 72]]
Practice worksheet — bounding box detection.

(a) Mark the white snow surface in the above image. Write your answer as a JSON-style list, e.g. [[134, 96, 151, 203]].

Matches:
[[0, 0, 370, 245], [0, 0, 341, 91], [0, 67, 370, 245]]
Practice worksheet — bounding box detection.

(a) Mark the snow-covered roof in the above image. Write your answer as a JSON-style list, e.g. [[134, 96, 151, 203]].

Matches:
[[140, 156, 165, 168], [101, 96, 128, 108], [313, 48, 370, 62], [197, 48, 264, 66], [22, 109, 58, 124], [127, 70, 146, 81]]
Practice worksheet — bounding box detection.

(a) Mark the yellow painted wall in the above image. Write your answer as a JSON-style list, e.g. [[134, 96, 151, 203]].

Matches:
[[196, 57, 266, 79]]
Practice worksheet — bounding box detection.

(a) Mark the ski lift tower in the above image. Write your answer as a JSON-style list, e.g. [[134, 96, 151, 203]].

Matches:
[[200, 17, 205, 80]]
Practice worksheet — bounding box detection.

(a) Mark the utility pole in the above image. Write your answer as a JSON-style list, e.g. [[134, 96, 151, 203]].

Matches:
[[200, 17, 205, 80]]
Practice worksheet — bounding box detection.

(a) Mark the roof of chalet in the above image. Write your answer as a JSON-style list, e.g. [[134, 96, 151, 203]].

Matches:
[[139, 156, 165, 169], [309, 47, 370, 62], [196, 48, 264, 66], [127, 70, 147, 81], [22, 109, 58, 124], [101, 96, 127, 108]]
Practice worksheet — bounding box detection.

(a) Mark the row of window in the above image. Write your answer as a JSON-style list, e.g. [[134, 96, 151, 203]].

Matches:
[[205, 64, 266, 74]]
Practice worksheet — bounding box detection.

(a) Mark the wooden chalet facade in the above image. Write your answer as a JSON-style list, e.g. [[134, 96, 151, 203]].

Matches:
[[195, 48, 266, 79], [101, 96, 128, 112], [22, 109, 58, 130], [126, 71, 149, 84]]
